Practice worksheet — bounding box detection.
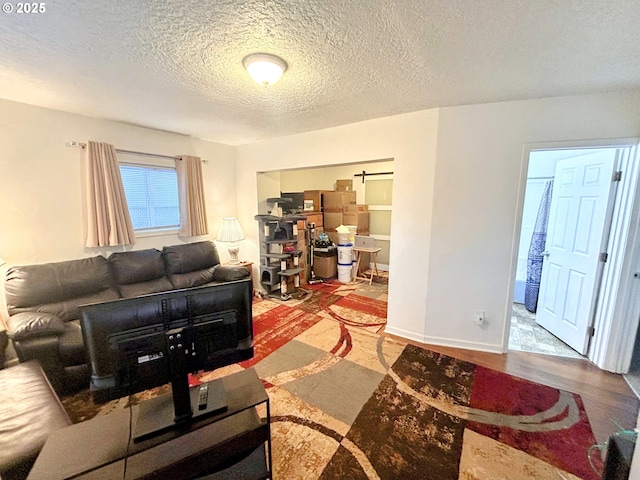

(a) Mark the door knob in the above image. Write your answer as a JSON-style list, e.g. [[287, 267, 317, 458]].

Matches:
[[541, 251, 550, 257]]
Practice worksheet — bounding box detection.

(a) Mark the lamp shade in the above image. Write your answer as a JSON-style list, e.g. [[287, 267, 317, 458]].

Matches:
[[217, 218, 245, 243], [243, 53, 287, 86]]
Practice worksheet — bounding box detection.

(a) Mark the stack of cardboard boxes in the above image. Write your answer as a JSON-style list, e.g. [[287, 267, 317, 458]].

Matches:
[[303, 179, 370, 245], [323, 191, 356, 241]]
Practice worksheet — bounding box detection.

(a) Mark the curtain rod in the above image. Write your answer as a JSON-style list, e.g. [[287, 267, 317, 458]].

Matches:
[[66, 141, 209, 164], [353, 170, 394, 183]]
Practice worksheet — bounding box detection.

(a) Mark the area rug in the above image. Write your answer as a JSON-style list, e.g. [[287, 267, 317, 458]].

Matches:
[[62, 281, 602, 479]]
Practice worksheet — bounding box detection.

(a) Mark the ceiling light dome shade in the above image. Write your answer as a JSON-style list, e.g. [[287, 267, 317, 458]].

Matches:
[[243, 53, 287, 86]]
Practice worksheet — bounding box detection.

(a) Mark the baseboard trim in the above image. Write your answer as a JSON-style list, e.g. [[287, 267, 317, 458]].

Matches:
[[623, 372, 640, 400], [422, 336, 505, 354], [383, 326, 504, 354], [383, 325, 426, 344]]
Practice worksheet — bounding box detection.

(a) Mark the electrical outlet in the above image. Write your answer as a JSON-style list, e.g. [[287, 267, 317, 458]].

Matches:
[[475, 310, 485, 326]]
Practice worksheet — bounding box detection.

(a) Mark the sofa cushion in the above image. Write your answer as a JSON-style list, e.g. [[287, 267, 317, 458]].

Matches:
[[163, 241, 221, 289], [6, 312, 65, 341], [109, 249, 173, 298], [5, 256, 117, 320]]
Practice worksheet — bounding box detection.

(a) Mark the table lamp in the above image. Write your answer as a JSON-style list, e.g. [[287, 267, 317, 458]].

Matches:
[[216, 217, 245, 264]]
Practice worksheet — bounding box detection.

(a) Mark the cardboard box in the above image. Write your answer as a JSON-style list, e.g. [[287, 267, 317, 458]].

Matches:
[[313, 251, 337, 279], [343, 204, 368, 214], [336, 179, 353, 192], [299, 257, 308, 285], [323, 212, 343, 229], [323, 191, 356, 212], [343, 212, 369, 231], [302, 212, 323, 227], [342, 205, 369, 231], [303, 190, 332, 212]]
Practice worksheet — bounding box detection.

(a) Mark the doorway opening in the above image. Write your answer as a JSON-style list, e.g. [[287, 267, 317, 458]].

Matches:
[[509, 303, 584, 358], [255, 159, 394, 292], [510, 144, 638, 363]]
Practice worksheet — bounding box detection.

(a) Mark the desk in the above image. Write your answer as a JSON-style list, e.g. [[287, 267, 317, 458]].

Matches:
[[353, 247, 382, 285], [28, 368, 271, 480]]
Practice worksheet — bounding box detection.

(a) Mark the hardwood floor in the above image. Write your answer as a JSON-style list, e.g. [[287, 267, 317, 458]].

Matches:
[[385, 334, 640, 446]]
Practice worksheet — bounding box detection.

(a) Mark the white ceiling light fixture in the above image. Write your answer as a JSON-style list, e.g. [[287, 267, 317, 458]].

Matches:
[[243, 53, 287, 86]]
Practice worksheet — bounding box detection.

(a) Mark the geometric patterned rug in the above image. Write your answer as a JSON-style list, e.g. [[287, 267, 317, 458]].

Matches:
[[62, 279, 602, 479]]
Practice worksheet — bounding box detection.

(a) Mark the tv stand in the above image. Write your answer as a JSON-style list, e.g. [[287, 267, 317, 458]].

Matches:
[[28, 368, 272, 479], [133, 378, 227, 440], [133, 328, 228, 440]]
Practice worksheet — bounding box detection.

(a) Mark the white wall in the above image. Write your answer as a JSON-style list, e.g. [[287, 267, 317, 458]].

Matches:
[[237, 110, 440, 339], [0, 99, 237, 323], [426, 92, 640, 352]]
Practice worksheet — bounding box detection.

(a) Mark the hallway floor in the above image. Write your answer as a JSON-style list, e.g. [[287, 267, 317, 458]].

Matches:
[[509, 303, 584, 359]]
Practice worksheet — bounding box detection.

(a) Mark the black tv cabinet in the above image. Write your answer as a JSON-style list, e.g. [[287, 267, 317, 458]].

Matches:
[[27, 368, 271, 479]]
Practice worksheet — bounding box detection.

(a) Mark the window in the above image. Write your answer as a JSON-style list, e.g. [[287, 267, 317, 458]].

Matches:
[[120, 163, 180, 231]]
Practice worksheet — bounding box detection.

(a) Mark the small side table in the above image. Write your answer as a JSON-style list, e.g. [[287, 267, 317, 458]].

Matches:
[[227, 261, 253, 280], [353, 247, 382, 285]]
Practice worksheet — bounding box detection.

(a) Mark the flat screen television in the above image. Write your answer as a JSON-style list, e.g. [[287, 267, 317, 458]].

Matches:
[[80, 279, 253, 440]]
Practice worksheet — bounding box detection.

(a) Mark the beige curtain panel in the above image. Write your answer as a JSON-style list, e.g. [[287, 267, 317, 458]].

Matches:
[[177, 155, 208, 236], [84, 141, 135, 247]]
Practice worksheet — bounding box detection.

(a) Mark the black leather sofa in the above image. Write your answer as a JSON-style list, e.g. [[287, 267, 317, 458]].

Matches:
[[3, 241, 250, 394]]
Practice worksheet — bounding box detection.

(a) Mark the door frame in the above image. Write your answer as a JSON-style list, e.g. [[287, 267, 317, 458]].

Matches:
[[506, 137, 640, 373]]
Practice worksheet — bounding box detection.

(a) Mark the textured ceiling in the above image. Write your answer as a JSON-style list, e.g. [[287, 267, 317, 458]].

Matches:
[[0, 0, 639, 145]]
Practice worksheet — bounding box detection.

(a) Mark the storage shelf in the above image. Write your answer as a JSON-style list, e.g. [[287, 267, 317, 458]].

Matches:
[[278, 267, 304, 277], [261, 253, 291, 260], [256, 214, 304, 298]]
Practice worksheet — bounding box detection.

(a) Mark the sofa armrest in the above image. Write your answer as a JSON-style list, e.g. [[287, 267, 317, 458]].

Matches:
[[6, 312, 66, 340], [212, 265, 250, 282]]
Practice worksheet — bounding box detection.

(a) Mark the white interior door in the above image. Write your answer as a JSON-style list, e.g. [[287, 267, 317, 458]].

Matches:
[[536, 152, 617, 354]]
